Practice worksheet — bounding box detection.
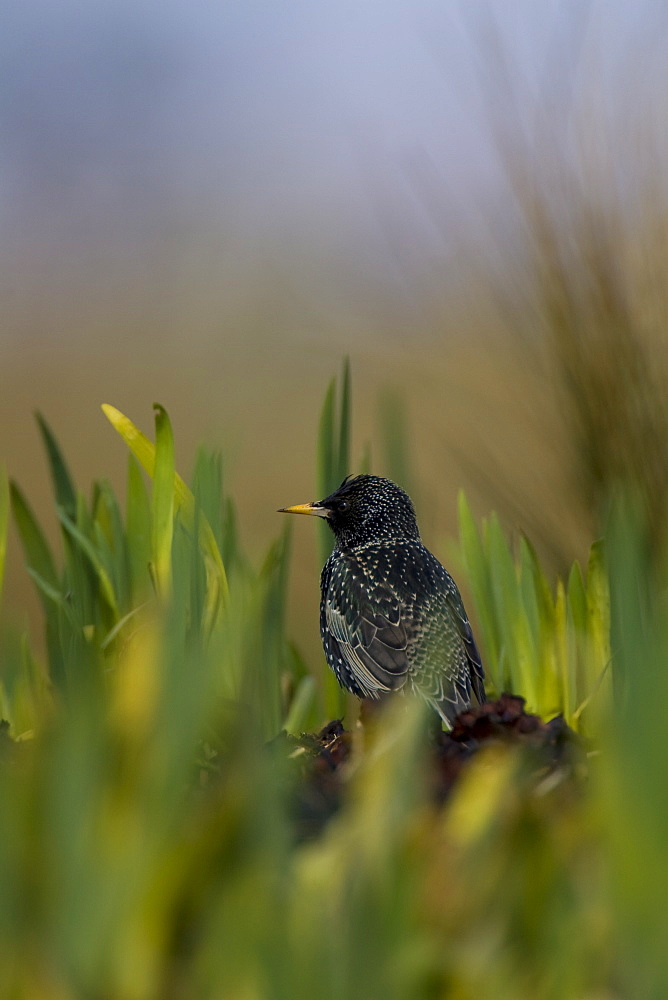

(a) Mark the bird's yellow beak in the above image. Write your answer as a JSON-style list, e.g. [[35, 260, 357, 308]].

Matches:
[[278, 502, 330, 518]]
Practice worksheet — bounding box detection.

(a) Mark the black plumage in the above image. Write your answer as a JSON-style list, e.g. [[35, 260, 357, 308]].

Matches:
[[279, 474, 485, 725]]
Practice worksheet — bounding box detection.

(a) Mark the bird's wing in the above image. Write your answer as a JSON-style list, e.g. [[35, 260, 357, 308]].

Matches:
[[444, 587, 486, 706], [323, 555, 410, 696]]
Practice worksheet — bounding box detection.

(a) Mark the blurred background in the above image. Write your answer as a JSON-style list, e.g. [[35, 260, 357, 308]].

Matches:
[[3, 0, 668, 657]]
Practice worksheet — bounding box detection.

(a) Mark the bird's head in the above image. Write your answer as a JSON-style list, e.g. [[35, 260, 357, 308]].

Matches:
[[279, 474, 420, 548]]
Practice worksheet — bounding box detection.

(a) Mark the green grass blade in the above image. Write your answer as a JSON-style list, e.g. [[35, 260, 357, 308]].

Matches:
[[186, 499, 206, 637], [35, 412, 77, 520], [57, 492, 97, 630], [57, 509, 119, 618], [314, 363, 353, 570], [564, 561, 586, 722], [93, 480, 131, 612], [518, 536, 541, 646], [553, 577, 569, 716], [486, 514, 537, 706], [255, 523, 292, 737], [151, 404, 175, 598], [283, 675, 317, 735], [126, 455, 152, 602], [26, 567, 64, 604], [519, 533, 555, 631], [102, 403, 228, 608], [0, 466, 9, 605], [458, 493, 500, 690], [586, 540, 610, 676], [192, 447, 225, 552], [10, 482, 59, 596], [100, 602, 147, 651], [220, 496, 240, 573], [317, 369, 349, 714], [567, 561, 587, 633], [323, 662, 347, 721]]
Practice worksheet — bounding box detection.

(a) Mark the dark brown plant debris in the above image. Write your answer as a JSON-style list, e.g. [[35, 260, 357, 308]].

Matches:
[[289, 694, 582, 839], [431, 692, 581, 801], [286, 720, 353, 841]]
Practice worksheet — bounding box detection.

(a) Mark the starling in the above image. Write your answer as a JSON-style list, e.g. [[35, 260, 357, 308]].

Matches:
[[279, 475, 485, 726]]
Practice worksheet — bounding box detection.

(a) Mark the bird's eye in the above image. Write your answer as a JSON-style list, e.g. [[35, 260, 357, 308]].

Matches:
[[337, 500, 350, 513]]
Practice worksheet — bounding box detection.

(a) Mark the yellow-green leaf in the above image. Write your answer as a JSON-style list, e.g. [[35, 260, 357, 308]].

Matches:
[[151, 404, 175, 598], [102, 403, 228, 609]]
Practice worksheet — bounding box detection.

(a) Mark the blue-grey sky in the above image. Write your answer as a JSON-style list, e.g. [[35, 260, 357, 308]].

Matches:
[[4, 0, 667, 284]]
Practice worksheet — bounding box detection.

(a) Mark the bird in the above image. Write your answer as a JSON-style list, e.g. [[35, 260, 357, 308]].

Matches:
[[279, 474, 485, 726]]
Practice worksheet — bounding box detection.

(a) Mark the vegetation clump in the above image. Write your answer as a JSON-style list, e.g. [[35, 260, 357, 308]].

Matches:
[[0, 371, 664, 1000]]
